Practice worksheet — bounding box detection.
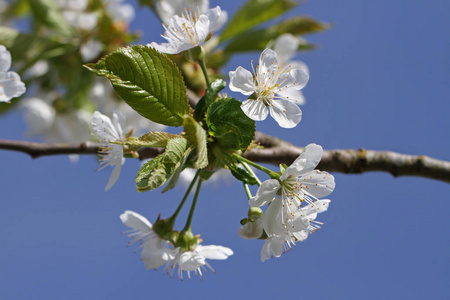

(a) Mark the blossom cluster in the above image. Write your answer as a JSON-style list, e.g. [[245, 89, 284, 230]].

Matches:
[[120, 211, 233, 280]]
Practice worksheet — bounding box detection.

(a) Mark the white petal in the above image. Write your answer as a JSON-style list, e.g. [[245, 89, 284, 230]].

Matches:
[[269, 99, 302, 128], [178, 251, 205, 271], [276, 89, 306, 105], [0, 45, 11, 72], [196, 245, 234, 260], [105, 161, 122, 191], [262, 197, 284, 236], [260, 236, 284, 262], [195, 14, 210, 44], [248, 179, 280, 207], [298, 170, 335, 198], [238, 218, 263, 239], [210, 9, 227, 31], [148, 41, 188, 55], [119, 210, 153, 233], [258, 48, 278, 85], [229, 66, 255, 95], [276, 67, 309, 93], [141, 238, 175, 270], [205, 6, 223, 31], [241, 99, 268, 121], [281, 143, 323, 180], [274, 33, 300, 66], [0, 71, 26, 102]]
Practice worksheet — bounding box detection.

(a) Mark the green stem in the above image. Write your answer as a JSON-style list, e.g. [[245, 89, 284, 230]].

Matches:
[[199, 55, 211, 88], [241, 161, 262, 186], [233, 153, 279, 179], [168, 170, 200, 227], [182, 177, 203, 232], [243, 183, 252, 200]]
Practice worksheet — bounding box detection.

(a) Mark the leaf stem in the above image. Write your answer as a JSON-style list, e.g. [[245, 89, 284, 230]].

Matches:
[[199, 54, 211, 88], [182, 176, 203, 232], [233, 153, 279, 179], [241, 161, 262, 186], [168, 170, 200, 226], [243, 183, 252, 200]]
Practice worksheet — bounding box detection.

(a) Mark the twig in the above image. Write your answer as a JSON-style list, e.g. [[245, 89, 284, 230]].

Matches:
[[0, 135, 449, 184]]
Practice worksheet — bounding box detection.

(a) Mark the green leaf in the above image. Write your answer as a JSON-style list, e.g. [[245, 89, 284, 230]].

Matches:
[[85, 45, 191, 127], [193, 79, 226, 123], [162, 146, 192, 193], [225, 17, 329, 53], [27, 0, 73, 37], [220, 0, 297, 42], [183, 116, 208, 169], [0, 27, 76, 71], [136, 137, 191, 192], [206, 98, 256, 152], [229, 165, 258, 185], [115, 132, 179, 147]]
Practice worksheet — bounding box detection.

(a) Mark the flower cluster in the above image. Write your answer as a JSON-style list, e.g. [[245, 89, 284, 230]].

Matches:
[[120, 211, 233, 280], [240, 144, 335, 261]]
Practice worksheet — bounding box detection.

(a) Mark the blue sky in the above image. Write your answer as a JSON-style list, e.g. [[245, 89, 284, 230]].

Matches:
[[1, 0, 449, 299]]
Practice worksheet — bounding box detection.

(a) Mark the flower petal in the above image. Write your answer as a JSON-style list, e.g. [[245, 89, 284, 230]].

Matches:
[[276, 89, 306, 105], [281, 143, 323, 180], [241, 99, 268, 121], [178, 251, 205, 271], [206, 6, 223, 31], [262, 197, 284, 236], [105, 161, 122, 191], [196, 245, 234, 260], [229, 66, 255, 95], [195, 14, 210, 44], [298, 170, 335, 198], [248, 179, 280, 207], [141, 238, 174, 270], [119, 210, 153, 233], [0, 71, 26, 102], [269, 98, 302, 128], [238, 218, 263, 239], [258, 48, 278, 85], [302, 199, 331, 216], [0, 45, 11, 72], [274, 33, 300, 66]]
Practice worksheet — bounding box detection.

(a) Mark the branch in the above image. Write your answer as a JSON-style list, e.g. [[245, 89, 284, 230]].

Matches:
[[0, 135, 449, 184]]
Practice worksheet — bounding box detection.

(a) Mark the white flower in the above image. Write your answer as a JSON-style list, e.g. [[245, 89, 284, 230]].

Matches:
[[260, 197, 330, 262], [56, 0, 98, 30], [155, 0, 227, 31], [20, 97, 91, 143], [120, 211, 177, 270], [0, 45, 26, 102], [229, 48, 309, 128], [248, 144, 335, 261], [169, 244, 233, 280], [249, 143, 335, 210], [272, 34, 309, 105], [80, 39, 103, 62], [103, 0, 135, 23], [91, 111, 125, 191], [148, 6, 223, 54]]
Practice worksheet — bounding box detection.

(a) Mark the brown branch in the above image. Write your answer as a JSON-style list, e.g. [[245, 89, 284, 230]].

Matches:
[[1, 135, 449, 184]]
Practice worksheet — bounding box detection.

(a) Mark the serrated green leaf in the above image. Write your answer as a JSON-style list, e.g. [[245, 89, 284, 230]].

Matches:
[[162, 146, 192, 193], [225, 17, 329, 53], [193, 79, 226, 123], [183, 116, 208, 169], [27, 0, 73, 37], [136, 137, 191, 192], [220, 0, 297, 42], [206, 98, 256, 152], [85, 45, 191, 127], [115, 132, 179, 147]]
